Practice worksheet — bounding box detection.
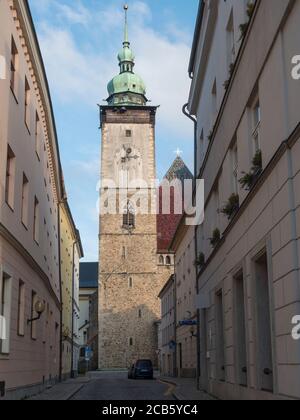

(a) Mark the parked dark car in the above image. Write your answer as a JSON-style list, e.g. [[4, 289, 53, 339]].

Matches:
[[128, 360, 154, 380]]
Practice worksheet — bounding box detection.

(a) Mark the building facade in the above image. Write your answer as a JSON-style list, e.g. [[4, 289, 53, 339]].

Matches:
[[59, 201, 83, 379], [172, 222, 197, 379], [187, 0, 300, 400], [0, 0, 62, 399], [158, 275, 176, 377], [79, 262, 98, 348]]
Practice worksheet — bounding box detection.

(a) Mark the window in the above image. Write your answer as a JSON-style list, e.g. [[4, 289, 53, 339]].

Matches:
[[211, 79, 217, 124], [129, 337, 134, 346], [10, 37, 18, 97], [226, 10, 235, 68], [231, 142, 238, 194], [17, 280, 25, 336], [254, 252, 273, 392], [122, 246, 126, 260], [138, 309, 142, 319], [159, 255, 164, 265], [126, 130, 132, 137], [166, 256, 171, 266], [215, 289, 225, 381], [123, 202, 135, 229], [35, 112, 41, 159], [0, 272, 12, 354], [31, 291, 38, 340], [128, 277, 133, 288], [21, 173, 29, 227], [234, 271, 247, 387], [33, 196, 39, 244], [252, 100, 261, 152], [5, 146, 16, 209], [24, 77, 31, 131]]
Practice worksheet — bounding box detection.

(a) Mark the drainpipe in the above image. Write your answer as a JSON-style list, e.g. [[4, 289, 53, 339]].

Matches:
[[182, 103, 201, 390]]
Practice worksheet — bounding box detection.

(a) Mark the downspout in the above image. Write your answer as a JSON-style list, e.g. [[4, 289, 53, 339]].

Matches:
[[182, 103, 201, 390], [57, 203, 63, 382]]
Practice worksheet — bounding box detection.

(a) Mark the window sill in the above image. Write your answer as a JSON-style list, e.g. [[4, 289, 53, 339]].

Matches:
[[0, 353, 10, 360]]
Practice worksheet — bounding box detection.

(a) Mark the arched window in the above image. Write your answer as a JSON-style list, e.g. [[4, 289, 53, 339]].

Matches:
[[159, 255, 164, 265], [166, 256, 171, 266], [123, 201, 135, 229]]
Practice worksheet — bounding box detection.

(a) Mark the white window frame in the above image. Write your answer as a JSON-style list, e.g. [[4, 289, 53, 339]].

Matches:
[[0, 267, 13, 355], [252, 99, 261, 154]]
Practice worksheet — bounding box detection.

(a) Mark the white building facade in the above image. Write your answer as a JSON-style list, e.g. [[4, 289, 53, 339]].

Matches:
[[187, 0, 300, 400]]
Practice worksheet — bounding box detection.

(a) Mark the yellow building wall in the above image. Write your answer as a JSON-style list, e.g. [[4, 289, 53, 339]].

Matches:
[[60, 204, 75, 378]]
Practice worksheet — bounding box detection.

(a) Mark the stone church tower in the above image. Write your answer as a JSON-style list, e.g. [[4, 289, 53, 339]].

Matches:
[[98, 5, 162, 369]]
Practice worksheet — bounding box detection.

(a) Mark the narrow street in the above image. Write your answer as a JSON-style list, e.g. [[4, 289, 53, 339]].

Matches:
[[70, 372, 175, 401]]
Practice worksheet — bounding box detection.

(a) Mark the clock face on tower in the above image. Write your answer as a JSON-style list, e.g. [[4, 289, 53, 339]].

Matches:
[[114, 145, 143, 186]]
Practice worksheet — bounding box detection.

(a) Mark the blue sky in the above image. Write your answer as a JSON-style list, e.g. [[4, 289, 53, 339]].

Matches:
[[28, 0, 199, 261]]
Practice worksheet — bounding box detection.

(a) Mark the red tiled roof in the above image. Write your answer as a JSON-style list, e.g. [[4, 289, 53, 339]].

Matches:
[[157, 186, 184, 252], [157, 157, 193, 252]]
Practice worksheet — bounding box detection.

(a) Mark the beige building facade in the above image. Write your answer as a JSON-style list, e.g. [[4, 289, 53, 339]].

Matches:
[[59, 201, 83, 379], [0, 0, 63, 399], [187, 0, 300, 400], [172, 222, 197, 379], [158, 275, 176, 377]]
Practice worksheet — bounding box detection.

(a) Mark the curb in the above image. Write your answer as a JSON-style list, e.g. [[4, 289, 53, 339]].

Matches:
[[66, 384, 85, 400], [159, 379, 181, 401]]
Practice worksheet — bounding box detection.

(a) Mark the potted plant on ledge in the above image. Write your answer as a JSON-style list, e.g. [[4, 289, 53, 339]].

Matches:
[[210, 228, 221, 248], [194, 252, 205, 268], [239, 149, 262, 190], [220, 193, 240, 220]]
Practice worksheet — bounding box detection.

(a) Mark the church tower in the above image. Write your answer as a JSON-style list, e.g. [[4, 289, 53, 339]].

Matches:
[[98, 5, 161, 369]]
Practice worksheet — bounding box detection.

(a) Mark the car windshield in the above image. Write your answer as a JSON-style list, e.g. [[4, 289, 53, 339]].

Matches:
[[136, 361, 152, 369]]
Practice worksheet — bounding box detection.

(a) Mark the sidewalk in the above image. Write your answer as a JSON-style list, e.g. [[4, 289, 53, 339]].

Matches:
[[160, 377, 216, 401], [29, 374, 91, 400]]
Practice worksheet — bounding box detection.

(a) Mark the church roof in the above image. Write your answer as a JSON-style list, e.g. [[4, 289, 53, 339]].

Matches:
[[157, 157, 193, 252], [164, 156, 193, 183]]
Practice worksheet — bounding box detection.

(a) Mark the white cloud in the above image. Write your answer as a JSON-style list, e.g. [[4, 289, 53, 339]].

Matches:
[[36, 1, 192, 138], [55, 2, 91, 26]]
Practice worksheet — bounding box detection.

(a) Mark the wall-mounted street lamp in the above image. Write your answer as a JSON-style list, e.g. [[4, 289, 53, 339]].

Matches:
[[27, 301, 45, 324]]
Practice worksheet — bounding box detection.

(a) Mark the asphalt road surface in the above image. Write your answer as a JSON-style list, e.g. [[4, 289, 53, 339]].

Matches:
[[71, 371, 175, 401]]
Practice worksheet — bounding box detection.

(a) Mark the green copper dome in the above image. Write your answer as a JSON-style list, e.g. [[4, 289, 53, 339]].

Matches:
[[106, 5, 148, 107], [117, 45, 135, 63]]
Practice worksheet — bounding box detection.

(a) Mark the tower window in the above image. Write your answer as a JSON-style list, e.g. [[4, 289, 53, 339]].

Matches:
[[138, 309, 142, 319], [123, 202, 135, 229], [129, 338, 134, 346], [128, 277, 133, 288], [126, 130, 132, 137]]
